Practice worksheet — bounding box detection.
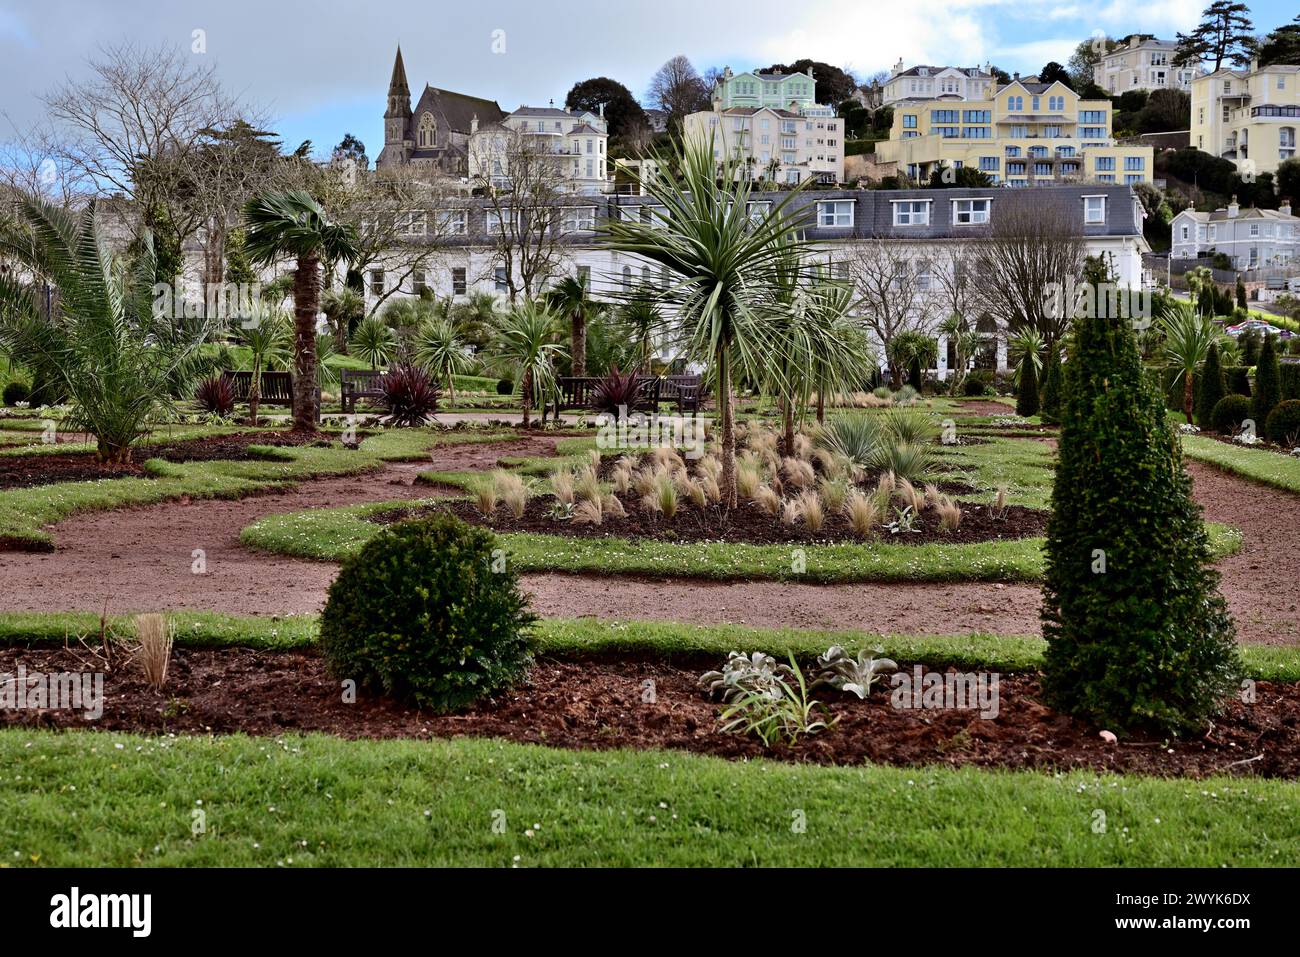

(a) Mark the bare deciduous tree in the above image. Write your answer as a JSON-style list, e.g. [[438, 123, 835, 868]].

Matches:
[[843, 239, 936, 387], [469, 130, 574, 301], [648, 56, 710, 127], [972, 202, 1085, 346]]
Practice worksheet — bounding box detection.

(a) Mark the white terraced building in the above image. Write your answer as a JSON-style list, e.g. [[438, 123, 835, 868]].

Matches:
[[1170, 199, 1299, 270]]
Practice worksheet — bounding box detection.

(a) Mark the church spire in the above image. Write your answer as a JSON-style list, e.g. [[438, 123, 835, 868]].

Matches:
[[386, 45, 410, 120]]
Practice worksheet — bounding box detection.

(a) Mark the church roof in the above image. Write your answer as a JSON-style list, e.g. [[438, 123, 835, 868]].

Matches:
[[412, 86, 506, 134]]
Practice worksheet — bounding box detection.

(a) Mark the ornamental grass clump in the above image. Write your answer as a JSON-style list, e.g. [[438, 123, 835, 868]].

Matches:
[[320, 513, 536, 711], [1040, 269, 1239, 734]]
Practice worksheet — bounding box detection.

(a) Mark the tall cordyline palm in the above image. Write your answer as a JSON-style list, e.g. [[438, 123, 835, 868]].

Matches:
[[603, 140, 813, 507], [0, 196, 208, 463], [1158, 299, 1225, 424], [546, 275, 595, 377], [490, 300, 566, 428], [242, 190, 359, 431], [414, 318, 473, 406]]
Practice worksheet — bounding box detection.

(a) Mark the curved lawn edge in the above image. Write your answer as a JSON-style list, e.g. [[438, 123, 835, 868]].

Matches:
[[0, 428, 515, 550], [238, 498, 1241, 585], [2, 729, 1297, 866], [1182, 434, 1300, 495]]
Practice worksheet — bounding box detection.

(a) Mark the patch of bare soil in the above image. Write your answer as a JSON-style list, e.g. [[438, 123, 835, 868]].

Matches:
[[373, 496, 1047, 547], [0, 431, 323, 490], [3, 646, 1295, 777]]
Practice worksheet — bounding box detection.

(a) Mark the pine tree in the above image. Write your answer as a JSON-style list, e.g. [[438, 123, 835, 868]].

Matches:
[[1253, 333, 1282, 426], [1016, 354, 1039, 417], [1039, 345, 1063, 424], [1195, 340, 1226, 428], [1040, 263, 1239, 733]]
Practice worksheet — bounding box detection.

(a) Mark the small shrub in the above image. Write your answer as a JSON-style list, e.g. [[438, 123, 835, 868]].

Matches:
[[589, 365, 645, 417], [963, 371, 992, 396], [496, 378, 514, 395], [319, 513, 536, 711], [194, 375, 235, 416], [811, 646, 898, 698], [379, 363, 440, 426], [1264, 399, 1300, 445], [754, 484, 781, 516], [2, 380, 31, 406], [1210, 394, 1252, 435]]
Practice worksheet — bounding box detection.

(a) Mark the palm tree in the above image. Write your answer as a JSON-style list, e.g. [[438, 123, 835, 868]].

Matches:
[[239, 302, 291, 426], [490, 300, 566, 429], [350, 315, 396, 370], [0, 196, 208, 463], [618, 299, 662, 374], [603, 140, 813, 506], [321, 286, 364, 354], [807, 283, 874, 424], [1159, 300, 1225, 424], [242, 190, 359, 432], [1008, 327, 1046, 386], [546, 275, 596, 377], [414, 318, 473, 406], [938, 314, 979, 396]]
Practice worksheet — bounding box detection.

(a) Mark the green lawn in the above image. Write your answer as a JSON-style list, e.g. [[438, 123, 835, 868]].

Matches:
[[1, 730, 1294, 867], [238, 497, 1241, 584], [5, 611, 1296, 679], [0, 428, 509, 549], [1182, 434, 1300, 495]]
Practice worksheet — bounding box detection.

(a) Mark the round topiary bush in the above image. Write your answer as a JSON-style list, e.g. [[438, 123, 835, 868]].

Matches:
[[1210, 394, 1252, 435], [320, 513, 536, 711], [1264, 399, 1300, 446], [2, 381, 31, 406], [496, 378, 514, 396]]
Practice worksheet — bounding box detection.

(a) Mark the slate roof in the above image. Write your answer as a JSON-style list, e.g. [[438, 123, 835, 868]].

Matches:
[[411, 86, 506, 134], [894, 65, 990, 78], [1177, 206, 1299, 224]]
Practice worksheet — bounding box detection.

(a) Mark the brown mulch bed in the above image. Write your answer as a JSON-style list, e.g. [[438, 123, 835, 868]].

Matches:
[[0, 432, 326, 490], [371, 493, 1047, 546], [2, 646, 1295, 777]]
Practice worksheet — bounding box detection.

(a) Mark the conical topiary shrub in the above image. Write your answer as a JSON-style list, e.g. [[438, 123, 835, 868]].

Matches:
[[1252, 333, 1281, 429], [1016, 353, 1039, 418], [1039, 345, 1062, 424], [1040, 275, 1239, 733], [1195, 340, 1226, 429]]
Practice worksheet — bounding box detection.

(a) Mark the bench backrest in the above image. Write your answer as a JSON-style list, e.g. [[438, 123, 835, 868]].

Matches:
[[341, 369, 389, 394], [221, 370, 294, 402]]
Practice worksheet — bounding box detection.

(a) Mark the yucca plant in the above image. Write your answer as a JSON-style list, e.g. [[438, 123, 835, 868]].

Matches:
[[1158, 300, 1226, 425], [378, 362, 440, 427], [351, 315, 396, 370], [489, 299, 566, 429], [604, 139, 816, 507], [0, 196, 209, 463], [815, 414, 886, 473], [413, 318, 473, 406]]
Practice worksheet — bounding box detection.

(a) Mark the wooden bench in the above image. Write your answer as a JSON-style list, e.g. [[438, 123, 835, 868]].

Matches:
[[221, 370, 295, 407], [553, 375, 662, 416], [341, 368, 389, 413], [662, 374, 706, 414]]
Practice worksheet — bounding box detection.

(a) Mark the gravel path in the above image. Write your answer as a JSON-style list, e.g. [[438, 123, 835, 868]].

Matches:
[[0, 440, 1295, 644]]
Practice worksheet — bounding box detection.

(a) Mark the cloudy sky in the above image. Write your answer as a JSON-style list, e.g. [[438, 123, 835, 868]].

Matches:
[[1, 0, 1293, 160]]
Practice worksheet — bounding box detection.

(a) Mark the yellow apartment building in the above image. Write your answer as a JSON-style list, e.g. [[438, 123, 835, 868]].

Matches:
[[1191, 62, 1299, 178], [876, 79, 1153, 187]]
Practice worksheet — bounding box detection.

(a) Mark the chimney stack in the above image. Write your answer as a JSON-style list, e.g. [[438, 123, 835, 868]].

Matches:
[[1227, 195, 1240, 218], [1281, 201, 1293, 217]]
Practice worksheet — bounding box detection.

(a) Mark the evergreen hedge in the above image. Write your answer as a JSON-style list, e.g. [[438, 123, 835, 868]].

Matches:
[[1041, 279, 1239, 733], [1194, 341, 1226, 429]]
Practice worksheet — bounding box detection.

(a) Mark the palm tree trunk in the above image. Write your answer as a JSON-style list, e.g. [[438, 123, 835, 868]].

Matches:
[[571, 311, 586, 377], [292, 255, 321, 432], [816, 387, 825, 424], [249, 363, 261, 427], [717, 346, 737, 509], [889, 362, 902, 390], [1183, 373, 1195, 425], [522, 369, 532, 429], [782, 397, 796, 457]]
